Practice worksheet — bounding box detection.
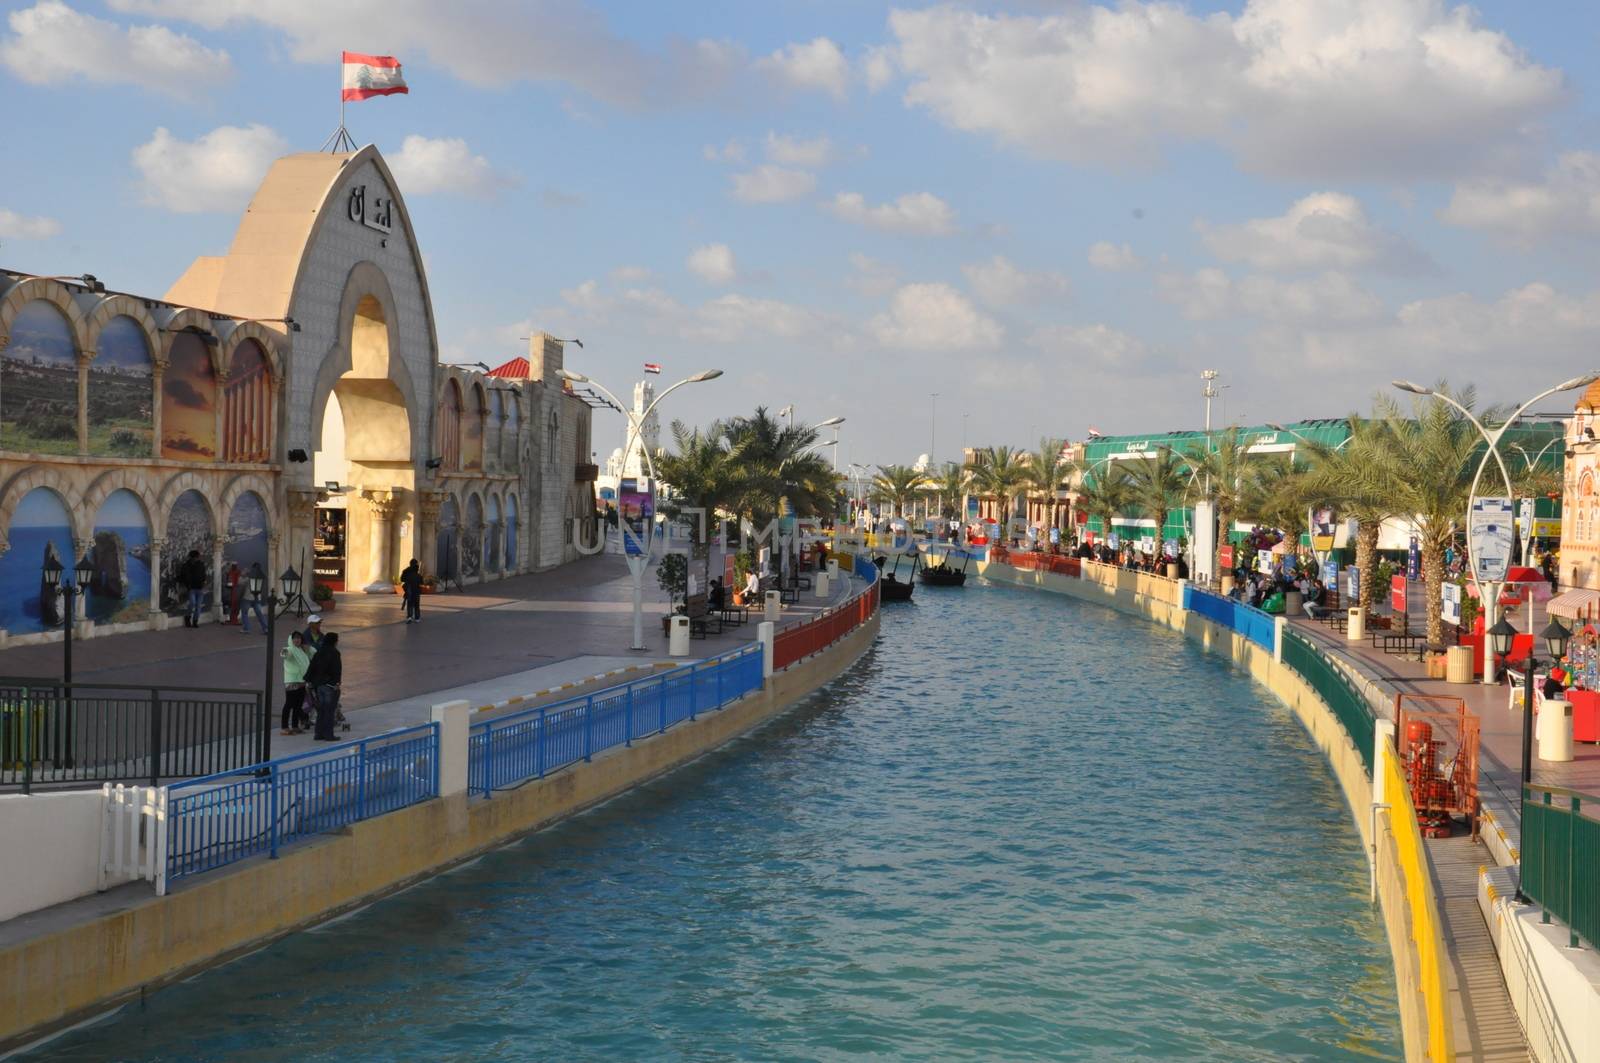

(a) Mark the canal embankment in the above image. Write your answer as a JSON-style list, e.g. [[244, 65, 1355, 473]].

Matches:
[[0, 562, 882, 1053], [977, 551, 1483, 1063]]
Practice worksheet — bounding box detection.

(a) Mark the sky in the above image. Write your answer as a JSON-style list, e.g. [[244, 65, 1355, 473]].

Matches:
[[2, 0, 1599, 471]]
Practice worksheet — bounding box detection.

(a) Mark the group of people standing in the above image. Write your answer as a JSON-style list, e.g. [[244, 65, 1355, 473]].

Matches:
[[174, 551, 273, 633], [280, 615, 344, 741]]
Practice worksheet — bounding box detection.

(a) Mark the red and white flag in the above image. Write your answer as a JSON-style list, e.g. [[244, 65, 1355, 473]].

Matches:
[[643, 363, 661, 375], [342, 51, 408, 101]]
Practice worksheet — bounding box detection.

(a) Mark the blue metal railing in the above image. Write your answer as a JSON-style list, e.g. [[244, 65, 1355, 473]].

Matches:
[[468, 645, 765, 797], [165, 723, 439, 885], [1183, 585, 1278, 653]]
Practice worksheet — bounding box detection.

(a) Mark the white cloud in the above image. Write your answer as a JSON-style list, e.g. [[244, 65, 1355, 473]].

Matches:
[[1, 0, 231, 100], [388, 135, 516, 198], [0, 209, 61, 240], [1087, 242, 1143, 271], [848, 253, 899, 297], [1442, 152, 1600, 245], [1198, 193, 1429, 273], [686, 243, 738, 286], [1159, 268, 1385, 324], [730, 165, 816, 204], [868, 283, 1002, 350], [106, 0, 742, 108], [560, 279, 612, 313], [1028, 323, 1147, 364], [756, 36, 848, 100], [962, 255, 1070, 308], [132, 124, 289, 214], [861, 45, 896, 92], [887, 0, 1563, 179], [702, 138, 745, 164], [827, 191, 956, 236], [764, 132, 834, 168], [689, 294, 829, 343], [610, 265, 652, 282]]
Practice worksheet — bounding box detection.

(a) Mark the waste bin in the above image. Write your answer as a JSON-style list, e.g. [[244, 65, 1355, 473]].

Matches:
[[1346, 607, 1365, 641], [1285, 589, 1303, 616], [827, 559, 840, 580], [1538, 699, 1574, 762], [1445, 645, 1474, 684], [815, 571, 830, 597], [764, 590, 781, 624], [668, 615, 691, 657]]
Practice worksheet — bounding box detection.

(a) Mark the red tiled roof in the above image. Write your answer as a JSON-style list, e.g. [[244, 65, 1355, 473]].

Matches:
[[487, 356, 529, 379]]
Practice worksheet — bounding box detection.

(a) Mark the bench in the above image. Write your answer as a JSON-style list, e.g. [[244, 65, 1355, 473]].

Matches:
[[716, 597, 749, 626], [661, 593, 722, 639], [1375, 614, 1425, 658]]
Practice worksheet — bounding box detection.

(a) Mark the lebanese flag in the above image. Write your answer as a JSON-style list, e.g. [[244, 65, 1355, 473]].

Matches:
[[643, 363, 661, 375], [342, 52, 408, 101]]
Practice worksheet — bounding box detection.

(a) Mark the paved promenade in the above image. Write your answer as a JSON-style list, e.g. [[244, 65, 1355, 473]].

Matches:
[[0, 553, 859, 762]]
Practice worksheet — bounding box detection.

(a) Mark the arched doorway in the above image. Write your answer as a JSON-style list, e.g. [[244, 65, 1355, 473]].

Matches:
[[463, 494, 483, 581], [436, 496, 459, 584], [312, 285, 415, 595]]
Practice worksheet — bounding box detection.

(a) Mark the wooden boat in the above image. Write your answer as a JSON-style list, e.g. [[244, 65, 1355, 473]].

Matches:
[[919, 548, 970, 587], [875, 552, 918, 601]]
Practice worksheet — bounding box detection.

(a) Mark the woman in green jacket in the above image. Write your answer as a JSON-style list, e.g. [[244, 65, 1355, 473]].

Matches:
[[280, 630, 312, 734]]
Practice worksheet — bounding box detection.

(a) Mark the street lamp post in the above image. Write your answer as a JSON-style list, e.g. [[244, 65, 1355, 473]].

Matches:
[[41, 552, 94, 769], [1393, 376, 1595, 683], [1488, 614, 1572, 901], [558, 367, 723, 651]]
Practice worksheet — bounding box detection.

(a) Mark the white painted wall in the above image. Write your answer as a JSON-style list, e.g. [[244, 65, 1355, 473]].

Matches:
[[0, 791, 105, 923]]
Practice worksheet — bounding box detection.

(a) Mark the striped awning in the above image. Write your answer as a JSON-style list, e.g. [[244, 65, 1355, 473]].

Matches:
[[1546, 588, 1600, 618]]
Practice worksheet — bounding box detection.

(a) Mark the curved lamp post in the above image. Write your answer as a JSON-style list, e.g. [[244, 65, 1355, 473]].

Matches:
[[557, 367, 723, 650], [41, 551, 94, 770], [1393, 376, 1595, 683]]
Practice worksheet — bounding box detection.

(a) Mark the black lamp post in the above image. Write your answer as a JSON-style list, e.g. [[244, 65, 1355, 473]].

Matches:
[[249, 566, 290, 764], [42, 552, 94, 768], [1490, 613, 1573, 899]]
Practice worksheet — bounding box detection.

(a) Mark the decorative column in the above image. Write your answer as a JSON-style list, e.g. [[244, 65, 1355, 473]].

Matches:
[[148, 537, 165, 625], [76, 348, 94, 455], [214, 368, 229, 463], [150, 358, 166, 459], [210, 536, 226, 625], [285, 488, 323, 590], [361, 489, 402, 593], [417, 490, 444, 581]]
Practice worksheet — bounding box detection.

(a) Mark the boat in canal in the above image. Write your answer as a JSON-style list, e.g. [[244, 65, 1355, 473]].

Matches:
[[919, 547, 970, 587], [876, 550, 918, 601]]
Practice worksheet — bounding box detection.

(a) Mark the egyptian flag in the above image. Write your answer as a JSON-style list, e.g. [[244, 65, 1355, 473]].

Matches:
[[643, 363, 662, 375], [342, 52, 408, 101]]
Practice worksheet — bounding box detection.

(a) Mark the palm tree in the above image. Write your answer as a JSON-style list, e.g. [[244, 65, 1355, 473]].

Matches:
[[723, 407, 839, 530], [1185, 428, 1253, 578], [927, 462, 969, 519], [1125, 451, 1190, 551], [966, 445, 1030, 534], [1300, 417, 1395, 611], [870, 464, 925, 518], [1022, 438, 1071, 542], [656, 419, 739, 593], [1241, 454, 1315, 566], [1074, 464, 1136, 546], [1355, 386, 1492, 643]]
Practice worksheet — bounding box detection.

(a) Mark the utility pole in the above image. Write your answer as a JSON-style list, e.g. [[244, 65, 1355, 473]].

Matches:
[[930, 393, 938, 469], [1202, 369, 1219, 432]]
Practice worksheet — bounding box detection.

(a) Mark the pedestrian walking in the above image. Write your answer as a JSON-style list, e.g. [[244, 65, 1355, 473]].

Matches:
[[280, 631, 312, 734], [180, 549, 207, 628], [305, 632, 343, 741], [400, 558, 423, 623], [225, 562, 243, 625], [240, 562, 268, 634]]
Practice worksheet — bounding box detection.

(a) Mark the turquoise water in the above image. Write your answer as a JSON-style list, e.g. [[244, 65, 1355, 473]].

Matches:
[[25, 581, 1399, 1061]]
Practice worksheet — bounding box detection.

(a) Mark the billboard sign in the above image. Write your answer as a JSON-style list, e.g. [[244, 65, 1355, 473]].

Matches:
[[1311, 507, 1336, 557], [1347, 567, 1360, 600], [1469, 497, 1516, 583], [1441, 581, 1462, 626], [618, 477, 654, 556], [1391, 574, 1407, 615], [1218, 544, 1234, 570]]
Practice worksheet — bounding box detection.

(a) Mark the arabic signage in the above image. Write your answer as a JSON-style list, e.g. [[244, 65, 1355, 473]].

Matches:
[[1468, 497, 1516, 583], [347, 184, 393, 233]]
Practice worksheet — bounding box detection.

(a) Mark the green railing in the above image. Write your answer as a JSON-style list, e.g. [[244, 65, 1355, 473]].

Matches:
[[1280, 629, 1376, 771], [1521, 785, 1600, 950]]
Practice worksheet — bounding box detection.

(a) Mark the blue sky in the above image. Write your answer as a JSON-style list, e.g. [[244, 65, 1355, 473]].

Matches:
[[2, 0, 1599, 469]]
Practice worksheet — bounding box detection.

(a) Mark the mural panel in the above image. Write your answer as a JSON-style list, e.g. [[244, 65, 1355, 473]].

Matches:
[[436, 496, 459, 581], [87, 316, 154, 457], [222, 492, 269, 609], [505, 496, 518, 570], [0, 488, 73, 634], [462, 495, 483, 579], [438, 380, 461, 471], [161, 332, 217, 460], [222, 340, 271, 462], [87, 489, 152, 625], [2, 301, 79, 455], [161, 489, 214, 614]]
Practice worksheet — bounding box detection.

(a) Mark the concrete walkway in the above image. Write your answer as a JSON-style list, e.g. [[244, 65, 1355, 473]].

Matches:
[[0, 553, 861, 766]]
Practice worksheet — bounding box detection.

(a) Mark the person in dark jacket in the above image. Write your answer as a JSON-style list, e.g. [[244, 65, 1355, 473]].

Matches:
[[400, 558, 423, 623], [180, 550, 207, 628], [304, 632, 342, 741]]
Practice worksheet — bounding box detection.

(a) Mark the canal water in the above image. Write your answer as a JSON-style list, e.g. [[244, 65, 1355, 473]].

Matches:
[[24, 581, 1400, 1061]]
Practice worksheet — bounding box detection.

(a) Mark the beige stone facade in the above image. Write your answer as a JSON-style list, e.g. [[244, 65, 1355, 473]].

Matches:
[[1560, 383, 1600, 590], [0, 146, 592, 645]]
